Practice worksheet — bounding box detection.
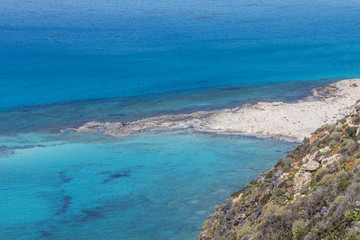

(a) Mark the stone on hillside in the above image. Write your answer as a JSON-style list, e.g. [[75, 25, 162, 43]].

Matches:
[[319, 146, 331, 157], [321, 154, 341, 167], [294, 171, 312, 191], [222, 198, 232, 214], [302, 160, 320, 171]]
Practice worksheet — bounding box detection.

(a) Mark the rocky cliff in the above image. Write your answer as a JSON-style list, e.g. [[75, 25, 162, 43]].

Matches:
[[198, 100, 360, 240]]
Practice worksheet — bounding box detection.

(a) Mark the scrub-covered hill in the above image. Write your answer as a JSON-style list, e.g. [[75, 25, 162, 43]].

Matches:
[[198, 100, 360, 240]]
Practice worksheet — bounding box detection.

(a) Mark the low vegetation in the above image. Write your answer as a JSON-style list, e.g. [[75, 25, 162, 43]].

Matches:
[[198, 101, 360, 240]]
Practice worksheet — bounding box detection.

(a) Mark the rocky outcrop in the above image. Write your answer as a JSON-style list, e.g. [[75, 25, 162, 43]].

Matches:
[[198, 100, 360, 240]]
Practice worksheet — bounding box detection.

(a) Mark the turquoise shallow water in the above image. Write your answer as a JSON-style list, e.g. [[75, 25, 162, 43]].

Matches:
[[0, 132, 295, 240], [1, 0, 360, 239]]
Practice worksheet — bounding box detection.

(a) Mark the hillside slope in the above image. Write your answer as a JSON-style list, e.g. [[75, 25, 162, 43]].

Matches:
[[198, 100, 360, 240]]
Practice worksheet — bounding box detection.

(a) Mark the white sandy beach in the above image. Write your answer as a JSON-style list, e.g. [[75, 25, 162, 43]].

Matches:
[[68, 79, 360, 142]]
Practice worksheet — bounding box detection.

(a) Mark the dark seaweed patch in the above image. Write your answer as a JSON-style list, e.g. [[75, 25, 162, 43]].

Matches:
[[0, 144, 46, 158], [0, 146, 15, 155], [0, 144, 46, 152], [102, 171, 130, 184], [62, 177, 73, 183], [18, 144, 46, 149], [81, 209, 105, 222], [58, 171, 73, 183], [220, 86, 243, 91], [40, 230, 53, 238], [57, 195, 72, 215]]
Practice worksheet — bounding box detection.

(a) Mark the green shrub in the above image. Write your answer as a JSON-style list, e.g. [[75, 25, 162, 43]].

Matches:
[[236, 223, 255, 239], [292, 219, 309, 240], [265, 172, 273, 179], [320, 174, 334, 186], [328, 195, 346, 214], [262, 203, 277, 217], [338, 179, 351, 191], [274, 188, 285, 197], [337, 170, 352, 180], [345, 208, 360, 222], [346, 126, 358, 139], [330, 132, 342, 141], [353, 116, 360, 125], [311, 181, 319, 191], [335, 126, 343, 132], [344, 226, 360, 240], [257, 214, 293, 240], [315, 137, 331, 149], [286, 193, 295, 201], [355, 159, 360, 167], [334, 195, 346, 204], [355, 185, 360, 194], [314, 168, 329, 182], [282, 166, 291, 173], [341, 163, 352, 172]]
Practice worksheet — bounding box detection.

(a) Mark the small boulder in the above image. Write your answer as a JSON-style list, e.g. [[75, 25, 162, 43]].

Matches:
[[222, 198, 233, 214], [321, 154, 341, 167], [313, 206, 328, 218], [294, 172, 312, 191], [302, 160, 320, 171]]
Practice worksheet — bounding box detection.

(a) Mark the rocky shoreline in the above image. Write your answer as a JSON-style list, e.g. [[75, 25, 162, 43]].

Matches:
[[64, 79, 360, 239], [198, 100, 360, 240], [66, 79, 360, 142]]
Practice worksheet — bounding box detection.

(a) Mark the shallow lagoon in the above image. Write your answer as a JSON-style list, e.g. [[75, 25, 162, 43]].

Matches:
[[0, 132, 295, 239]]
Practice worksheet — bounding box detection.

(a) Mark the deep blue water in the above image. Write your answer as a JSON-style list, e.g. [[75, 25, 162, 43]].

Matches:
[[1, 0, 360, 110], [1, 0, 360, 239]]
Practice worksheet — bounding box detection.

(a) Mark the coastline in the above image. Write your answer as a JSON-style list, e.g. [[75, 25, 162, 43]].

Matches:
[[197, 97, 360, 240], [66, 79, 360, 142]]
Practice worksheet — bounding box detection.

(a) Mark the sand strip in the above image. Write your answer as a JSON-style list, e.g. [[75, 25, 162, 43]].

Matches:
[[66, 79, 360, 142]]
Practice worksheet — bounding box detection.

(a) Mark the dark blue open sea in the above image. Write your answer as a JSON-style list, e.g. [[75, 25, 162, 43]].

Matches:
[[1, 0, 360, 239]]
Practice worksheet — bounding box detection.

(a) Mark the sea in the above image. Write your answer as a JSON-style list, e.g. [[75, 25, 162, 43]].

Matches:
[[1, 0, 360, 239]]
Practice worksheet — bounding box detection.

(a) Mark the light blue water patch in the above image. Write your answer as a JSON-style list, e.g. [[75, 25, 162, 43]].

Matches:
[[0, 132, 296, 239]]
